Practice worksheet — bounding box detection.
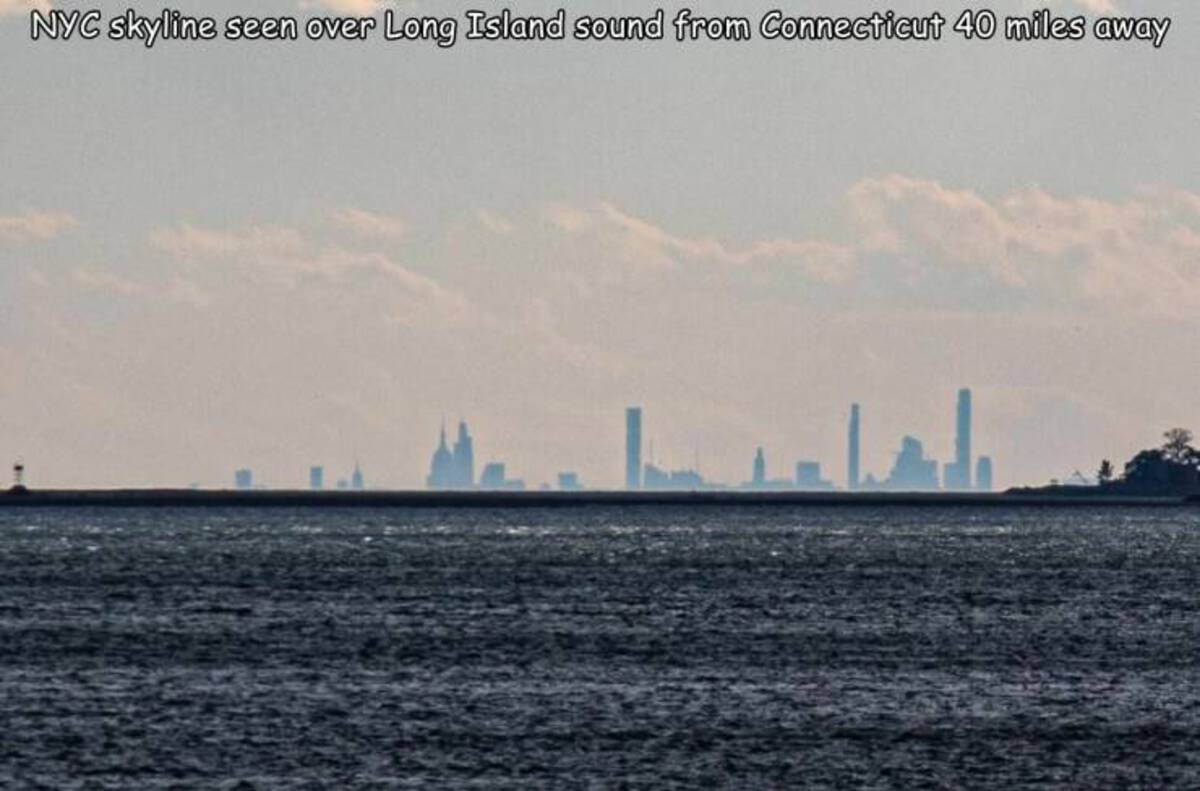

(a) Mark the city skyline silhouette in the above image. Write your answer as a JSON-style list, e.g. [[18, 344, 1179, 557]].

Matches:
[[3, 1, 1197, 490], [216, 389, 995, 493]]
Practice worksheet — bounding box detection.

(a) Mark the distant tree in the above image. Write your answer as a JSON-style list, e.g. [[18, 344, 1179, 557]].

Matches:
[[1163, 428, 1195, 463], [1122, 446, 1200, 497], [1124, 449, 1172, 494], [1097, 459, 1115, 485]]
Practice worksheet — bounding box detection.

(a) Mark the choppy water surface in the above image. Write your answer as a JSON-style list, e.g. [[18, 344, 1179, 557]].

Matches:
[[3, 506, 1200, 789]]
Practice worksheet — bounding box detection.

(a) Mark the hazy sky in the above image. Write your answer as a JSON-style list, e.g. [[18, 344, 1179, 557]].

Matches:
[[1, 0, 1197, 489]]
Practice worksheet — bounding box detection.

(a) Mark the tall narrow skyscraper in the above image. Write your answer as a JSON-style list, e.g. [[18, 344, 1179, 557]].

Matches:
[[956, 388, 972, 490], [752, 447, 766, 488], [427, 422, 454, 490], [946, 388, 973, 490], [626, 407, 642, 490], [452, 421, 475, 488], [848, 403, 861, 491]]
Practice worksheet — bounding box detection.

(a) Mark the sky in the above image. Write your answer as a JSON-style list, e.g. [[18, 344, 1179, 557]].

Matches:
[[1, 0, 1197, 489]]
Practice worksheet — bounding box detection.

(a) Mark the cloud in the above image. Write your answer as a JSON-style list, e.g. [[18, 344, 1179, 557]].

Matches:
[[0, 0, 51, 17], [149, 224, 305, 259], [71, 267, 211, 308], [542, 204, 594, 234], [329, 207, 407, 241], [151, 222, 468, 318], [0, 210, 75, 242], [144, 217, 633, 380], [543, 202, 855, 283], [477, 209, 515, 236], [847, 175, 1200, 317], [537, 179, 1200, 320], [604, 204, 855, 281]]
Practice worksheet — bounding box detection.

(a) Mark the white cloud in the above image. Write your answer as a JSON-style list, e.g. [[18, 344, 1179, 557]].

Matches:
[[329, 207, 407, 241], [534, 179, 1200, 321], [847, 175, 1200, 318], [150, 224, 305, 259], [71, 267, 211, 308], [0, 210, 75, 242], [151, 222, 469, 319], [542, 202, 855, 283]]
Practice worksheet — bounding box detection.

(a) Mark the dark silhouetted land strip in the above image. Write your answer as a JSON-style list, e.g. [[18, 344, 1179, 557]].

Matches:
[[0, 488, 1191, 508]]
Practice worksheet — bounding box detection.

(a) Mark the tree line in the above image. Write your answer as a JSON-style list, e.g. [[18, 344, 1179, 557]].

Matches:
[[1097, 428, 1200, 496]]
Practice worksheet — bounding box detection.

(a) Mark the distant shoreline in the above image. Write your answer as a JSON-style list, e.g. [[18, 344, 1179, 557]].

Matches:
[[0, 489, 1192, 509]]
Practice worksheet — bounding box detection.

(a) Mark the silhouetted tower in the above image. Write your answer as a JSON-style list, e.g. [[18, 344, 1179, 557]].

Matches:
[[310, 466, 324, 491], [626, 407, 642, 490], [452, 422, 475, 488], [886, 436, 939, 491], [848, 404, 861, 491], [351, 461, 364, 491], [753, 447, 766, 488], [976, 456, 994, 493], [427, 421, 454, 489], [955, 388, 973, 490], [13, 461, 25, 488]]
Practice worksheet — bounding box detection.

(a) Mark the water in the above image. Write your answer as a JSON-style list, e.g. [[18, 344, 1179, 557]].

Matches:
[[2, 505, 1200, 789]]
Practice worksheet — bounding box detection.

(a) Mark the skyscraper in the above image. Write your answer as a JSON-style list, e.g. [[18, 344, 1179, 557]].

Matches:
[[945, 388, 973, 491], [427, 422, 455, 489], [429, 420, 476, 489], [957, 389, 972, 488], [976, 456, 994, 492], [848, 403, 861, 491], [795, 461, 834, 491], [626, 407, 642, 490], [234, 469, 253, 490], [752, 447, 766, 488], [310, 466, 324, 491], [480, 462, 524, 491], [452, 421, 474, 488], [351, 461, 364, 491], [480, 462, 506, 489], [885, 436, 939, 491]]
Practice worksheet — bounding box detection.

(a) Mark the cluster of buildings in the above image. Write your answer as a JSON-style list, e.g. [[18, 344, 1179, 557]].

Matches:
[[234, 462, 364, 492], [427, 421, 535, 491], [624, 406, 837, 492], [846, 389, 994, 493], [231, 388, 995, 493], [624, 389, 994, 493]]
